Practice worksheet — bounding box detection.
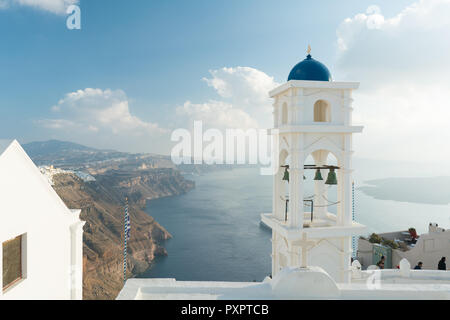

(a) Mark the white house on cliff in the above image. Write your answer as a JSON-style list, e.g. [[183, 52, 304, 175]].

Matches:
[[0, 140, 84, 300]]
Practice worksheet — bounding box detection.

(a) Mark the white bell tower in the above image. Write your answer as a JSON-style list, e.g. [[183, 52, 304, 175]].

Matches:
[[261, 47, 367, 283]]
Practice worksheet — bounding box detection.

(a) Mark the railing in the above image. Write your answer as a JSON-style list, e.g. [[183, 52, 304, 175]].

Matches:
[[281, 197, 314, 222]]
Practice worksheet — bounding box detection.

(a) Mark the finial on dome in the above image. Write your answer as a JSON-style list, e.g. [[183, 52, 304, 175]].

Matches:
[[287, 46, 332, 81]]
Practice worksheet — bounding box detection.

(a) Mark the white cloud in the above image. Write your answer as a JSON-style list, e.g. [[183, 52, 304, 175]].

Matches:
[[336, 0, 450, 84], [180, 66, 279, 130], [336, 0, 450, 163], [0, 0, 78, 14], [37, 88, 167, 153], [176, 100, 259, 130], [172, 68, 277, 163], [38, 118, 75, 129], [353, 84, 450, 163], [0, 0, 9, 9], [203, 67, 278, 113], [37, 66, 278, 155]]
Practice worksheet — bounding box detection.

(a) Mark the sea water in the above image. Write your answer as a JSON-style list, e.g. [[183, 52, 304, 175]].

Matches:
[[141, 167, 450, 281]]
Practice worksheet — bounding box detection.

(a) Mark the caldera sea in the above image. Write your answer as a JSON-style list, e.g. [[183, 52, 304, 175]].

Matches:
[[140, 166, 450, 282]]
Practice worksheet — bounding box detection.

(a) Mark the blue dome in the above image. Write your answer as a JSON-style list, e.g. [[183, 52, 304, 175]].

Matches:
[[287, 54, 332, 82]]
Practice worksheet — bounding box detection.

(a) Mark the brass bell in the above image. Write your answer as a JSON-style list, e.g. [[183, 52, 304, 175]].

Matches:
[[282, 167, 289, 182], [314, 169, 323, 181], [325, 168, 337, 185]]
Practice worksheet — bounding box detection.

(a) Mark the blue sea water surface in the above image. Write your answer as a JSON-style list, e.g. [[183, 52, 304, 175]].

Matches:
[[141, 167, 450, 281]]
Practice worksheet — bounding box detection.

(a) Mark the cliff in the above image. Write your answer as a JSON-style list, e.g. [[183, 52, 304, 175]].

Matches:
[[95, 168, 195, 208], [51, 168, 194, 300]]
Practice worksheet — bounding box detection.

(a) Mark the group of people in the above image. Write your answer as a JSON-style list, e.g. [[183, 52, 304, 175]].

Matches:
[[376, 256, 446, 270], [414, 257, 446, 270]]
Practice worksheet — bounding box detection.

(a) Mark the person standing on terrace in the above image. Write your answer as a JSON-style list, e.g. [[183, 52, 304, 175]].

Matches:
[[438, 257, 446, 271]]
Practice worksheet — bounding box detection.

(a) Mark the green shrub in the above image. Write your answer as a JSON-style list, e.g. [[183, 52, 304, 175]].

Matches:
[[381, 238, 399, 249], [368, 233, 382, 244]]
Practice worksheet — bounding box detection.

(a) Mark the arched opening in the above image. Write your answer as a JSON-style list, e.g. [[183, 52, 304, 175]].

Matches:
[[303, 150, 339, 223], [314, 100, 331, 122], [281, 103, 288, 125]]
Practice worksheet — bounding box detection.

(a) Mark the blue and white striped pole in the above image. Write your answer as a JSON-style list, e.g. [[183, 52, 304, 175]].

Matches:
[[352, 181, 357, 258], [123, 197, 129, 285]]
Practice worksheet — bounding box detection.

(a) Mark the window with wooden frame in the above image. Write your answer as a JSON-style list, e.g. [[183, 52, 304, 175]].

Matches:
[[2, 235, 23, 291]]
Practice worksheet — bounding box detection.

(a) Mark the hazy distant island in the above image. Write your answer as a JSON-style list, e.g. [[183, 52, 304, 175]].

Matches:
[[359, 177, 450, 205]]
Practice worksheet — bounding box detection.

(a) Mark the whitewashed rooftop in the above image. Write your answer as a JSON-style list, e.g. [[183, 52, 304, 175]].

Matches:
[[118, 266, 450, 300]]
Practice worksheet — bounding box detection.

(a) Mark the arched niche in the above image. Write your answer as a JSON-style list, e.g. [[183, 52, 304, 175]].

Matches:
[[314, 100, 331, 122]]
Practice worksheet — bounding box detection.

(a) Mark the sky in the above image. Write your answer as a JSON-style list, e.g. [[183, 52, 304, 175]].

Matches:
[[0, 0, 449, 164]]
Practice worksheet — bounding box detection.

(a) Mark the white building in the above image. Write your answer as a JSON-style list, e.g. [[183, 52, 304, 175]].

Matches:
[[261, 47, 366, 282], [117, 49, 450, 300], [358, 223, 450, 270], [39, 165, 95, 185], [118, 265, 450, 300], [0, 140, 84, 300]]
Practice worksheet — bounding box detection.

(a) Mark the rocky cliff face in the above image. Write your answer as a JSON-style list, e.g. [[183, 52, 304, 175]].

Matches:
[[95, 168, 195, 208], [51, 168, 194, 300]]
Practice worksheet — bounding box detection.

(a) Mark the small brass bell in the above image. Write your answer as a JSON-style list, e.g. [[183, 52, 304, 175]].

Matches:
[[282, 167, 289, 182], [314, 169, 323, 181], [325, 168, 338, 185]]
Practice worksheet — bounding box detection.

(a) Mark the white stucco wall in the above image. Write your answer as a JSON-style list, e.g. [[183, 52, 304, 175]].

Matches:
[[394, 226, 450, 270], [358, 225, 450, 271], [117, 266, 450, 300], [0, 140, 84, 300]]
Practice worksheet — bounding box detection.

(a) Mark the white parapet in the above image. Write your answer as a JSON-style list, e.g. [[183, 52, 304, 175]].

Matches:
[[117, 266, 450, 300]]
